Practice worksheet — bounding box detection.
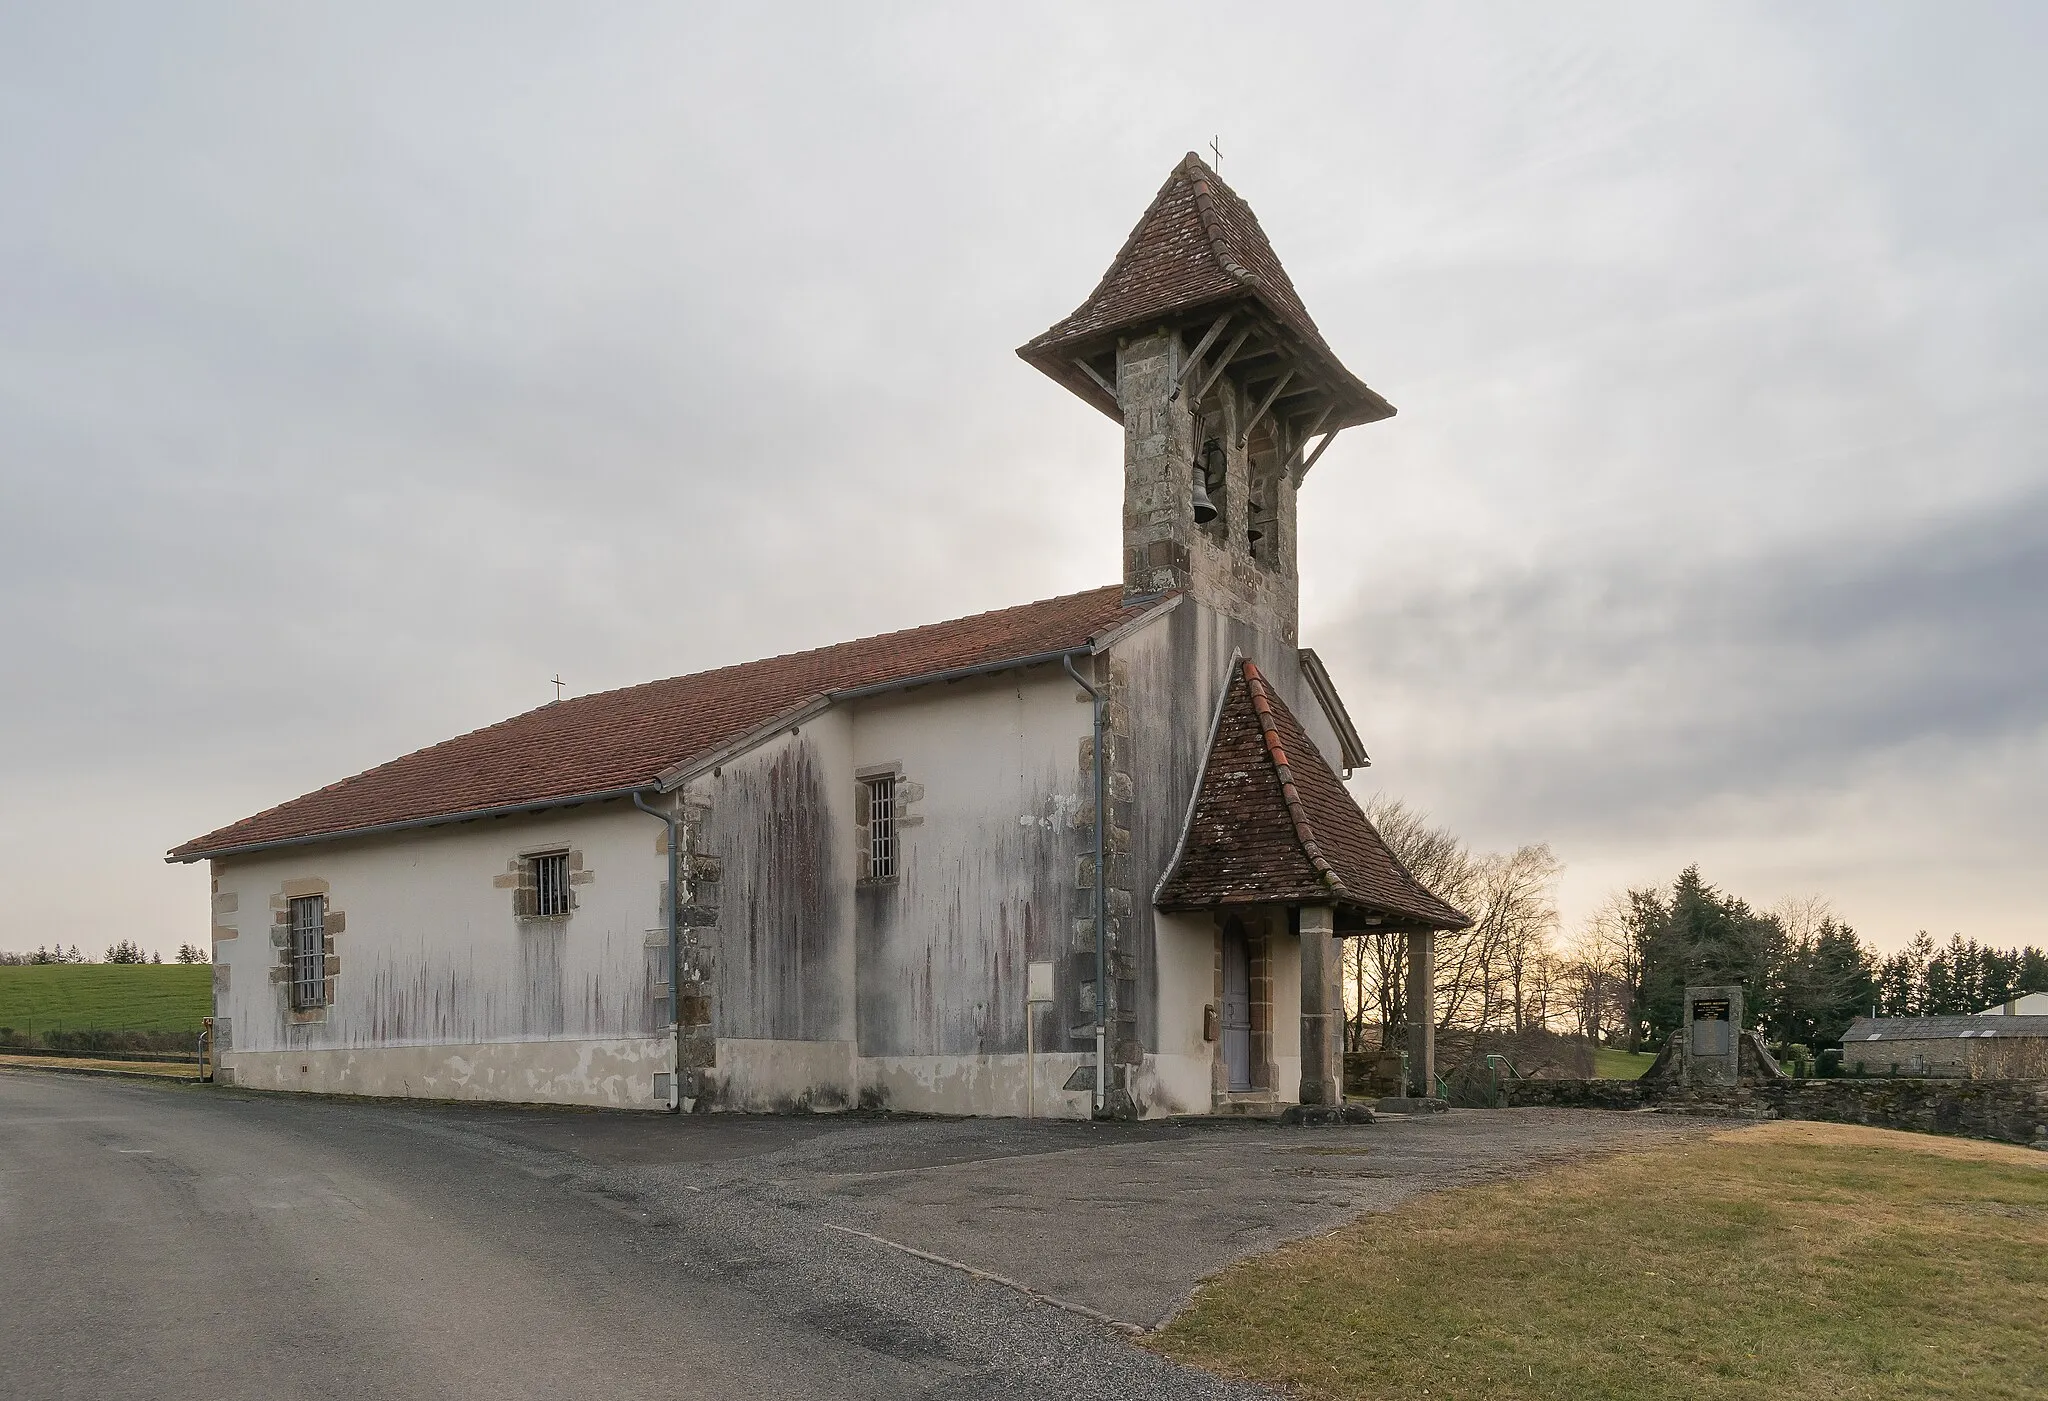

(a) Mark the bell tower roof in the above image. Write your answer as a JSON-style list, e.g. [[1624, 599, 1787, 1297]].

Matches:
[[1018, 152, 1394, 434]]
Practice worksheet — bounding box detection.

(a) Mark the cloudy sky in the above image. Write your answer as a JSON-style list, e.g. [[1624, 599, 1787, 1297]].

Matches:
[[2, 3, 2041, 959]]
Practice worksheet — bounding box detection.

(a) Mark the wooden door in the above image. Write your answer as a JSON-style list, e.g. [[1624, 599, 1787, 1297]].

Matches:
[[1222, 921, 1251, 1091]]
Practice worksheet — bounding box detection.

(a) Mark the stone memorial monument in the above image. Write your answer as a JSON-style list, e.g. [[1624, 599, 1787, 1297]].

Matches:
[[1683, 984, 1743, 1086]]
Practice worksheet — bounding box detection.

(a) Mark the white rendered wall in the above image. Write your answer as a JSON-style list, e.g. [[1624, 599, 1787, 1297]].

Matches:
[[847, 669, 1092, 1060], [1270, 931, 1303, 1101], [209, 799, 671, 1108], [1146, 909, 1221, 1115], [694, 665, 1098, 1117], [1113, 601, 1343, 1115], [686, 717, 859, 1111]]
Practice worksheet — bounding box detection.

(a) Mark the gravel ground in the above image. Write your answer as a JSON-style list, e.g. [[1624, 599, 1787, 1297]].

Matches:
[[2, 1069, 1715, 1400]]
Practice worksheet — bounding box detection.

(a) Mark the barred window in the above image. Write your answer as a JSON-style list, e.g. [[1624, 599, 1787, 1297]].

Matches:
[[863, 775, 897, 880], [530, 852, 570, 918], [289, 895, 326, 1009]]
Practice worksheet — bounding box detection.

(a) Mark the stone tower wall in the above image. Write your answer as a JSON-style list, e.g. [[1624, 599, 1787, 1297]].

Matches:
[[1116, 330, 1301, 644]]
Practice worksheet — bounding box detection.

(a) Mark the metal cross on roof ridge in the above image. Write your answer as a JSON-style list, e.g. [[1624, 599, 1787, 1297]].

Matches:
[[1209, 135, 1222, 170]]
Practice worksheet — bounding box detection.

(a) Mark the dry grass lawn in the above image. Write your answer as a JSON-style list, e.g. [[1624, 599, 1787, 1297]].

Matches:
[[1151, 1122, 2048, 1401]]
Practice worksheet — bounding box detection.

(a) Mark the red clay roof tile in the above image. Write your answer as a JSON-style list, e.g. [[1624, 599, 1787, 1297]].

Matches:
[[170, 586, 1156, 862], [1155, 660, 1470, 929]]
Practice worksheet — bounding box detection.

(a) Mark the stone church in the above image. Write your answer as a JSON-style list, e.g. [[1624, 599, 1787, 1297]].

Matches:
[[172, 153, 1468, 1117]]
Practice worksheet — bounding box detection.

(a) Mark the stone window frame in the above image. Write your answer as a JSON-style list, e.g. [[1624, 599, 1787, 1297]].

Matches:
[[854, 762, 922, 886], [496, 842, 594, 922], [267, 877, 341, 1024]]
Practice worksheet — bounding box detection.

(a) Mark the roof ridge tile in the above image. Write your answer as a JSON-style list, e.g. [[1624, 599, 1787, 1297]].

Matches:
[[1241, 660, 1344, 896]]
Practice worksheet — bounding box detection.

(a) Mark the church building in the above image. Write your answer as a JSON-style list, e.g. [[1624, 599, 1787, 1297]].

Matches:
[[171, 154, 1469, 1117]]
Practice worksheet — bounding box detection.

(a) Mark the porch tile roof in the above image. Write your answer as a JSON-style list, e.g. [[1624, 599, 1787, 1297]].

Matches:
[[170, 585, 1154, 862], [1155, 659, 1470, 930]]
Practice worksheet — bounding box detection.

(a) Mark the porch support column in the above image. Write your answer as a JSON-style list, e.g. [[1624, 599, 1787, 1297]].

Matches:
[[1297, 904, 1342, 1106], [1405, 930, 1436, 1097]]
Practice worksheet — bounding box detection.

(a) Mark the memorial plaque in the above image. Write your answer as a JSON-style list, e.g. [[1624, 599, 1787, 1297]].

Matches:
[[1691, 1001, 1730, 1056]]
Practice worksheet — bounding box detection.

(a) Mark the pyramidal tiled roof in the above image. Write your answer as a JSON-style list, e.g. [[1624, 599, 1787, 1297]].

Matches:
[[1019, 152, 1393, 430], [170, 586, 1158, 862], [1155, 659, 1471, 930]]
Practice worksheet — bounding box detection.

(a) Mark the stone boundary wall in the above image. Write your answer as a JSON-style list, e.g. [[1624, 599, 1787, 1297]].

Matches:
[[1500, 1079, 1655, 1112], [1502, 1076, 2048, 1148]]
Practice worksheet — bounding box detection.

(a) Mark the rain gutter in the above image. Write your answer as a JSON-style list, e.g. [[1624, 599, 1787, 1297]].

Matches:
[[631, 788, 684, 1113]]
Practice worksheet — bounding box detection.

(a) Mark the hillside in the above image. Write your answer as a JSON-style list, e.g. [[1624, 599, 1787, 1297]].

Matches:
[[0, 964, 212, 1034]]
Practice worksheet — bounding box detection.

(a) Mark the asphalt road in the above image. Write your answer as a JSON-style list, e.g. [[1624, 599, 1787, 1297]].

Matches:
[[0, 1070, 1710, 1400]]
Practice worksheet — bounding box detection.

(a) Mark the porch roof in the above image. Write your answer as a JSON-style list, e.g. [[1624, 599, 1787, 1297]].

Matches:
[[1153, 659, 1470, 932]]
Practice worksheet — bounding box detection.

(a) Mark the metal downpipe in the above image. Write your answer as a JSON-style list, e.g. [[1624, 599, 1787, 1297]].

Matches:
[[631, 789, 683, 1113], [1064, 655, 1109, 1116]]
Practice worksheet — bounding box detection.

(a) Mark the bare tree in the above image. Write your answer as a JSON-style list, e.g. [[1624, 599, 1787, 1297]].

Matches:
[[1560, 893, 1646, 1047], [1773, 894, 1834, 946], [1350, 796, 1477, 1047], [1494, 844, 1563, 1030], [1346, 796, 1562, 1041], [1434, 843, 1561, 1031]]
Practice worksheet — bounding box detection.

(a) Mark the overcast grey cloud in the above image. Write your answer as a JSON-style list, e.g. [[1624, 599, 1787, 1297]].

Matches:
[[1, 2, 2042, 956]]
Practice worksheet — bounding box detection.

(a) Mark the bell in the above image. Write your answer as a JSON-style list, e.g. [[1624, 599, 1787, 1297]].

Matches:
[[1191, 463, 1218, 524], [1246, 502, 1265, 547]]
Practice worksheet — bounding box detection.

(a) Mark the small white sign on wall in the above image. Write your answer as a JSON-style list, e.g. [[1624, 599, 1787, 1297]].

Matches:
[[1026, 960, 1055, 1005]]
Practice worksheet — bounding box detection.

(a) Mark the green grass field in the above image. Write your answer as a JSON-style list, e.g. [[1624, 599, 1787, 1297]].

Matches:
[[1593, 1047, 1656, 1079], [0, 964, 212, 1034], [1152, 1123, 2048, 1401]]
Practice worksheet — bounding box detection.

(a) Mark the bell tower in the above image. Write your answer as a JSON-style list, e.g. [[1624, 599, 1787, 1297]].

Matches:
[[1019, 152, 1395, 642]]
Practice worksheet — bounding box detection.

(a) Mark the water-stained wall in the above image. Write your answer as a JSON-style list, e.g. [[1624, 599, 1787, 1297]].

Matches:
[[690, 720, 856, 1056], [678, 673, 1092, 1115], [208, 798, 670, 1106], [848, 669, 1090, 1071], [681, 618, 1344, 1119], [665, 666, 1100, 1115]]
